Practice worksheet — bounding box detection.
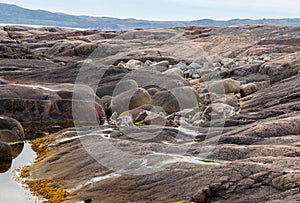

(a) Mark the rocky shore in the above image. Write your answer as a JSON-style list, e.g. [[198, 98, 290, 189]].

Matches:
[[0, 25, 299, 202]]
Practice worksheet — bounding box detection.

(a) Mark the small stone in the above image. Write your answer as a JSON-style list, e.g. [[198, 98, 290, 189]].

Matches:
[[172, 61, 187, 70], [205, 103, 236, 119], [116, 114, 135, 127], [263, 55, 271, 61], [117, 61, 126, 68], [126, 59, 146, 70], [144, 111, 168, 126], [192, 74, 201, 79], [145, 60, 152, 66], [187, 62, 202, 70], [221, 58, 235, 68], [150, 60, 170, 72]]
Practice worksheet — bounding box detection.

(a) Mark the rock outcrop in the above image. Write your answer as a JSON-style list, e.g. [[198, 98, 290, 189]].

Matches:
[[0, 25, 299, 203]]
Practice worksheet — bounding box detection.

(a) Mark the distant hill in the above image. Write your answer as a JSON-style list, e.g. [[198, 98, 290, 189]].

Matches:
[[0, 3, 300, 30]]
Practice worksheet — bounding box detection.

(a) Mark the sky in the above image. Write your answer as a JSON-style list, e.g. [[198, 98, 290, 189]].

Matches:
[[0, 0, 299, 21]]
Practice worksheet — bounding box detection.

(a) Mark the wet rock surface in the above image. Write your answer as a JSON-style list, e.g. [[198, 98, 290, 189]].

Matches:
[[0, 116, 25, 173], [0, 25, 299, 202]]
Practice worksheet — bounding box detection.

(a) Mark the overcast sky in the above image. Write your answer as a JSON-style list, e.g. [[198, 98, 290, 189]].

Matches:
[[0, 0, 299, 20]]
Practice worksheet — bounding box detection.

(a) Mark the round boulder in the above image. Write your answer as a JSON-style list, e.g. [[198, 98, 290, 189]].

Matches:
[[126, 59, 146, 70], [208, 78, 241, 94], [111, 88, 152, 115], [163, 68, 184, 77], [152, 86, 199, 114], [0, 116, 25, 143], [150, 60, 170, 72], [113, 79, 138, 96]]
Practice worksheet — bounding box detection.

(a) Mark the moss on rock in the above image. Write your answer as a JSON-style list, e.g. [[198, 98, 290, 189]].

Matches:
[[31, 137, 51, 160], [26, 179, 69, 203]]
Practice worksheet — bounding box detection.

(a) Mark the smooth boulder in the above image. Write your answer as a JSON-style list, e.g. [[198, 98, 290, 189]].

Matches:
[[0, 116, 25, 142], [111, 88, 152, 115], [163, 68, 184, 77], [208, 78, 241, 94], [126, 59, 146, 70], [150, 60, 170, 72], [152, 86, 199, 114], [112, 79, 138, 96]]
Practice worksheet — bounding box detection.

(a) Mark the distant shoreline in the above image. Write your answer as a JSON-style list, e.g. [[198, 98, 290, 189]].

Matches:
[[1, 3, 300, 31], [0, 23, 86, 30]]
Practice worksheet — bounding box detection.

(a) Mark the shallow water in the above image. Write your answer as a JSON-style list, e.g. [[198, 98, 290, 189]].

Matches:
[[0, 142, 41, 203]]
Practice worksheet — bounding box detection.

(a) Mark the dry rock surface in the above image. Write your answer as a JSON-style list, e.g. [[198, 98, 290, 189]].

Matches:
[[0, 25, 299, 203]]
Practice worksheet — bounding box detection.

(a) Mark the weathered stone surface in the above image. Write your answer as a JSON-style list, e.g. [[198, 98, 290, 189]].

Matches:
[[259, 53, 300, 83], [0, 25, 299, 203], [163, 67, 184, 77], [111, 88, 152, 115], [0, 99, 106, 125], [125, 59, 146, 70], [208, 78, 241, 94], [204, 103, 236, 120], [112, 79, 138, 96], [240, 83, 258, 96], [0, 116, 24, 142], [150, 60, 170, 72], [152, 86, 199, 114]]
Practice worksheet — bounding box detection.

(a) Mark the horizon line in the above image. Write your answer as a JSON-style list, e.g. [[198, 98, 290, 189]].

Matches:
[[1, 2, 300, 22]]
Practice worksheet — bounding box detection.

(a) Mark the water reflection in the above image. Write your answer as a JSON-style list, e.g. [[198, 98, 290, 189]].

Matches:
[[0, 158, 12, 173], [11, 142, 24, 159], [0, 142, 41, 202], [0, 142, 24, 173]]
